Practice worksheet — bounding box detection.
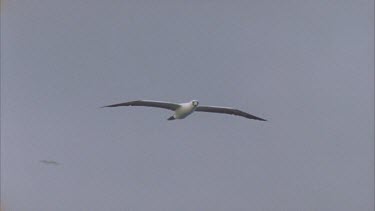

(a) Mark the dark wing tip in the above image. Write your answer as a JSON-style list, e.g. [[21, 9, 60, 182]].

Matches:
[[101, 105, 116, 108], [101, 105, 113, 108], [247, 115, 267, 121], [101, 101, 135, 108], [236, 109, 267, 121]]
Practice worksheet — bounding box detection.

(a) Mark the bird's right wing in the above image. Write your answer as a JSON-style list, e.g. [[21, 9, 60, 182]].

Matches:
[[195, 105, 266, 121], [102, 100, 180, 111]]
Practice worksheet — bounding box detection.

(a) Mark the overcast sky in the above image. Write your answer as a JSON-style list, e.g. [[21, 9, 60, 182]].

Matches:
[[1, 0, 374, 210]]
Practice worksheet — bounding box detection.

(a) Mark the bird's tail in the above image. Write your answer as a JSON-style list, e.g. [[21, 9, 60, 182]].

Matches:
[[167, 116, 176, 121]]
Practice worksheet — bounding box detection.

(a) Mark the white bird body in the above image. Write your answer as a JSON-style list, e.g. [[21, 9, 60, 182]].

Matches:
[[103, 99, 266, 121], [173, 101, 198, 119]]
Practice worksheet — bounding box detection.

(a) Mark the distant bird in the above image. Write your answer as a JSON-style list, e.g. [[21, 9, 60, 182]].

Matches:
[[102, 100, 266, 121], [40, 160, 60, 165]]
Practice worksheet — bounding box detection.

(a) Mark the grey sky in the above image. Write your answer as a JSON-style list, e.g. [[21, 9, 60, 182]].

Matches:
[[1, 0, 374, 210]]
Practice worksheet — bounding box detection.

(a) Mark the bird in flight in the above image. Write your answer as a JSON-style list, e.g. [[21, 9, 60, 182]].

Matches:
[[40, 160, 60, 165], [102, 100, 266, 121]]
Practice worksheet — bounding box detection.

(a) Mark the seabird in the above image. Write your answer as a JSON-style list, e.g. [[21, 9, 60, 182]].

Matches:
[[102, 100, 266, 121], [40, 160, 60, 165]]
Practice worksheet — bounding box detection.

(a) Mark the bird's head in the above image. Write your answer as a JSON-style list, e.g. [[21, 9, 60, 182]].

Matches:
[[191, 100, 199, 107]]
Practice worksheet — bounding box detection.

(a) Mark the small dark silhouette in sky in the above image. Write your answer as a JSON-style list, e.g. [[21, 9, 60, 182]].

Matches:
[[39, 160, 60, 166]]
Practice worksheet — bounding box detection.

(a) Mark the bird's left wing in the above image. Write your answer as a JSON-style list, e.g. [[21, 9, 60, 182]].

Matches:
[[195, 106, 266, 121], [102, 100, 180, 111]]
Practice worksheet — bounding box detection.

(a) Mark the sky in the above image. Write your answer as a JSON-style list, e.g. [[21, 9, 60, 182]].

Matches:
[[1, 0, 374, 210]]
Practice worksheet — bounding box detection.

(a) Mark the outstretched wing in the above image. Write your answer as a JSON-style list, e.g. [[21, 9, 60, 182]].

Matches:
[[102, 100, 180, 111], [195, 106, 266, 121]]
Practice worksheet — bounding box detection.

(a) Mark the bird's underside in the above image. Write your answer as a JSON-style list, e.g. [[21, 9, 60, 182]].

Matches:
[[102, 100, 266, 121]]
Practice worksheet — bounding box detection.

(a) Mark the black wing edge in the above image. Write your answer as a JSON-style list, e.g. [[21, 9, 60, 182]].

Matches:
[[101, 100, 180, 111], [101, 100, 138, 108], [235, 109, 267, 121], [195, 106, 267, 121]]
